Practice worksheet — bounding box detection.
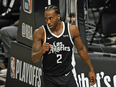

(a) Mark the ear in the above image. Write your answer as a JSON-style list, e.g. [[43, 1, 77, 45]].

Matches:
[[57, 14, 61, 20]]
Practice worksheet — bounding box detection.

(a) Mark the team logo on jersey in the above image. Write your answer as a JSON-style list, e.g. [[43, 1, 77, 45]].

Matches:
[[23, 0, 32, 14], [48, 41, 70, 54], [10, 57, 15, 78]]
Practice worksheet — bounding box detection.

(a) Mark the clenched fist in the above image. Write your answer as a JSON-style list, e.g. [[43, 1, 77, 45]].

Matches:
[[42, 43, 51, 54]]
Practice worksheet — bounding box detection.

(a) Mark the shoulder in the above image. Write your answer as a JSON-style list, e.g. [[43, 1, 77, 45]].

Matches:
[[33, 26, 45, 41], [34, 26, 45, 33], [69, 24, 80, 39]]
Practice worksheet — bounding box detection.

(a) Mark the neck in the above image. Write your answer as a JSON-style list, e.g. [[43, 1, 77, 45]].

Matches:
[[51, 21, 63, 36]]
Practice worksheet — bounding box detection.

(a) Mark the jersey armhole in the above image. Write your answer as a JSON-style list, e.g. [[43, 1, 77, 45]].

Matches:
[[42, 25, 46, 43], [67, 23, 74, 45]]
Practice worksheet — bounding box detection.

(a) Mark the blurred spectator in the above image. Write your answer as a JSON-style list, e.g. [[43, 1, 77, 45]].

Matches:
[[0, 20, 19, 68], [0, 0, 21, 29], [0, 0, 21, 69], [0, 0, 11, 14]]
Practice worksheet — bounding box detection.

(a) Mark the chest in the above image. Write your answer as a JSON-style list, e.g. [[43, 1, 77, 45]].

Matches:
[[45, 30, 73, 54]]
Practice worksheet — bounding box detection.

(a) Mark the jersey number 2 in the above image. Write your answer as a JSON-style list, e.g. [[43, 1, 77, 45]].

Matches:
[[57, 54, 62, 63]]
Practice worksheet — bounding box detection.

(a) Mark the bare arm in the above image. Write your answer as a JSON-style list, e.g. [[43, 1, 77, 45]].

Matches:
[[31, 27, 44, 63], [75, 37, 94, 71], [70, 25, 96, 85], [32, 26, 51, 63]]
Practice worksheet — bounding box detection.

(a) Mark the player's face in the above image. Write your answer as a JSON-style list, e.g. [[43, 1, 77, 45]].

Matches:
[[45, 10, 60, 30]]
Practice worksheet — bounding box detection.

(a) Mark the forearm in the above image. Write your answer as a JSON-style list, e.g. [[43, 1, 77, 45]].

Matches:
[[78, 46, 94, 71], [32, 48, 43, 63]]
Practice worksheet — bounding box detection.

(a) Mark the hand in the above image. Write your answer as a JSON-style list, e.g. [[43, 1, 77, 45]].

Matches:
[[42, 43, 51, 54], [88, 70, 96, 86]]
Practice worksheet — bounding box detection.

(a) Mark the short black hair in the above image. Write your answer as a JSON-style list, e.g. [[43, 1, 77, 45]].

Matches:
[[45, 5, 60, 14], [69, 13, 75, 18]]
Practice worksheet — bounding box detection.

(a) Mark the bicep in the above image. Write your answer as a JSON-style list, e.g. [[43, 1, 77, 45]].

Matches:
[[74, 36, 84, 51], [74, 36, 88, 59], [32, 28, 44, 54], [71, 26, 84, 51]]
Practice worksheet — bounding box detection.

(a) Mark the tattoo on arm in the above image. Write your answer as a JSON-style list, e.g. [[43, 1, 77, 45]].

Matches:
[[32, 41, 41, 53], [32, 29, 43, 54], [31, 27, 44, 62]]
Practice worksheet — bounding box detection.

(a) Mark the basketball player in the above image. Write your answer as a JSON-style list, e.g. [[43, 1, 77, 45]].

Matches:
[[32, 5, 96, 87]]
